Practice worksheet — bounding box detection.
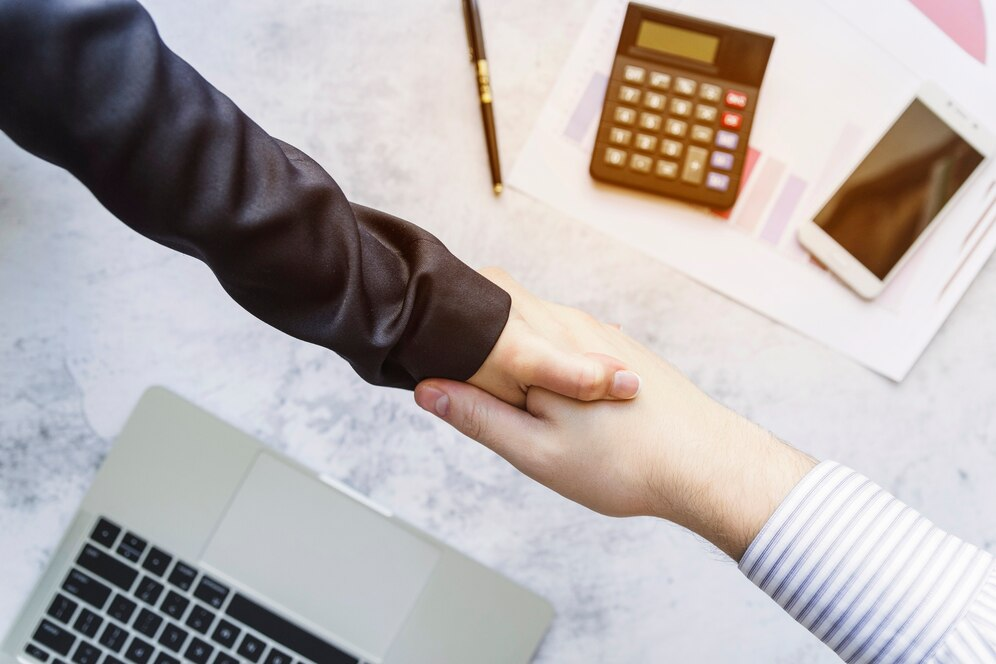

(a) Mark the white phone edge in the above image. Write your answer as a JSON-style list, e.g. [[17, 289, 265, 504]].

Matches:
[[797, 82, 996, 300]]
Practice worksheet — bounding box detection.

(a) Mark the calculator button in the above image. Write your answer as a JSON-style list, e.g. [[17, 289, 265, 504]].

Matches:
[[623, 65, 646, 83], [629, 153, 653, 173], [613, 107, 636, 125], [639, 112, 662, 131], [669, 98, 692, 117], [691, 125, 714, 144], [661, 139, 683, 158], [721, 112, 743, 130], [674, 77, 697, 96], [604, 147, 627, 167], [643, 91, 666, 111], [664, 118, 687, 138], [699, 83, 722, 102], [706, 172, 731, 191], [695, 105, 717, 122], [618, 85, 641, 104], [655, 160, 679, 179], [725, 89, 748, 109], [634, 134, 658, 152], [649, 71, 671, 90], [681, 147, 709, 185], [715, 130, 739, 150], [710, 151, 735, 171], [609, 127, 632, 146]]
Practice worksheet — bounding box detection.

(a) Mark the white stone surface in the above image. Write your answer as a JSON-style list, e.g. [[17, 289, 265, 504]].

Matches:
[[2, 1, 996, 661]]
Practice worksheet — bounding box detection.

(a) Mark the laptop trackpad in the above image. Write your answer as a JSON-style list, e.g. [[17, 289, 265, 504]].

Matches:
[[201, 453, 441, 660]]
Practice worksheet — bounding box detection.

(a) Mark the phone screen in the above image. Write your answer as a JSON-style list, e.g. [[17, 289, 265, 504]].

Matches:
[[814, 100, 984, 279]]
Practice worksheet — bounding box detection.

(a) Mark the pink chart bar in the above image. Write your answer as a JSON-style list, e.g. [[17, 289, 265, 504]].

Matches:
[[736, 156, 786, 233], [760, 175, 807, 246], [564, 73, 609, 143]]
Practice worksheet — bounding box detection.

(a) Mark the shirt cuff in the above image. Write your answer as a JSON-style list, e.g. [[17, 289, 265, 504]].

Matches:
[[739, 461, 994, 663]]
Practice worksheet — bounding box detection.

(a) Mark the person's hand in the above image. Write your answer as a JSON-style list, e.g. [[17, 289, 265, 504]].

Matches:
[[416, 317, 816, 560], [467, 267, 642, 408]]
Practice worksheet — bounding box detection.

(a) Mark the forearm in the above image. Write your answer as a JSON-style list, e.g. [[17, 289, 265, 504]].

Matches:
[[673, 414, 996, 663], [0, 0, 510, 388], [740, 461, 995, 663], [646, 405, 816, 560]]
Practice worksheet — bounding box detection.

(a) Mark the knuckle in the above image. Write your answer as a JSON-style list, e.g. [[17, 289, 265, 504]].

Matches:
[[575, 362, 605, 400], [465, 399, 490, 441]]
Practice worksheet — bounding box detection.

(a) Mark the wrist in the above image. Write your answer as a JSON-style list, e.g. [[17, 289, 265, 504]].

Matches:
[[654, 410, 817, 561]]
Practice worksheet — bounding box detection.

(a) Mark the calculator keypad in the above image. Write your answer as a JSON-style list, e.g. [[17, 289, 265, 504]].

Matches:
[[591, 56, 759, 206]]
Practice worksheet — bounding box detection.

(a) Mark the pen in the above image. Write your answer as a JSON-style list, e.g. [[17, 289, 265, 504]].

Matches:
[[462, 0, 502, 194]]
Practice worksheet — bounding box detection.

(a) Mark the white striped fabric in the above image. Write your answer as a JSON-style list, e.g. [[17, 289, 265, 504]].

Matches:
[[740, 461, 996, 663]]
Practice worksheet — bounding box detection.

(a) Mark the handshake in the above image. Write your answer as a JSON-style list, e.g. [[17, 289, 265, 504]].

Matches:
[[414, 268, 815, 560]]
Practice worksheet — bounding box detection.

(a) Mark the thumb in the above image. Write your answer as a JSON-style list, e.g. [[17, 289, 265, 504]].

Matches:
[[414, 379, 543, 466], [523, 344, 642, 401]]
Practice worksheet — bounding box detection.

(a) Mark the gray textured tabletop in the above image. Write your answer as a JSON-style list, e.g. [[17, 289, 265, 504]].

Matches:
[[2, 1, 996, 661]]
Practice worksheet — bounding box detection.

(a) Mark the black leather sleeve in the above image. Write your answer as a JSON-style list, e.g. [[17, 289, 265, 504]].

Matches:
[[0, 0, 511, 389]]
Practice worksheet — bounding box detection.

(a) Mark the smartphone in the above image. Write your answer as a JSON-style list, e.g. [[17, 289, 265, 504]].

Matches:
[[798, 84, 994, 299]]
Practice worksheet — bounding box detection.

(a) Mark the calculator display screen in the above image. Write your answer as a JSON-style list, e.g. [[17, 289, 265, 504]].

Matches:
[[635, 21, 720, 64], [814, 100, 984, 279]]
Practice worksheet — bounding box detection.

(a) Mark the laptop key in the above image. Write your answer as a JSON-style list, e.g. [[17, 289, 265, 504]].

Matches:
[[227, 593, 357, 664], [31, 620, 76, 655], [105, 658, 126, 664], [158, 623, 188, 652], [24, 643, 50, 661], [167, 562, 197, 591], [184, 637, 213, 664], [90, 518, 122, 549], [117, 533, 147, 563], [141, 547, 173, 577], [185, 606, 215, 634], [47, 594, 79, 624], [209, 619, 239, 649], [108, 594, 137, 623], [77, 544, 138, 591], [235, 634, 265, 662], [161, 592, 189, 620], [99, 623, 128, 652], [123, 636, 153, 664], [154, 654, 180, 664], [72, 608, 102, 638], [134, 609, 163, 638], [33, 619, 75, 655], [193, 576, 229, 609], [70, 641, 101, 664], [263, 649, 291, 664], [135, 577, 164, 606], [62, 569, 111, 610], [212, 654, 238, 664]]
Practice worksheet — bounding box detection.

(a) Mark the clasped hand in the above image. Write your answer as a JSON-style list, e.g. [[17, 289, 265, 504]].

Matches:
[[417, 268, 815, 560]]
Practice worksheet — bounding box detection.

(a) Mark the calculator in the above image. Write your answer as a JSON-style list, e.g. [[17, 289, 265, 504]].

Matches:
[[590, 4, 774, 209]]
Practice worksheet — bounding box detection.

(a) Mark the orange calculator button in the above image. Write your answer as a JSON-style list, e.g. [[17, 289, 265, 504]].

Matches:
[[721, 112, 742, 130], [724, 90, 748, 109]]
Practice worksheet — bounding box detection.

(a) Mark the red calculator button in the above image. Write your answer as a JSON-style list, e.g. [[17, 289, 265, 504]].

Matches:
[[721, 112, 743, 130], [725, 90, 748, 109]]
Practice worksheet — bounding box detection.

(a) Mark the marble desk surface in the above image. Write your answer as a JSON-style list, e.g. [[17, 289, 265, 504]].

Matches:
[[3, 1, 996, 661]]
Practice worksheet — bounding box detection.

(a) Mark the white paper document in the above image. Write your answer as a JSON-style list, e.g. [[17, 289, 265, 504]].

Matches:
[[509, 0, 996, 380]]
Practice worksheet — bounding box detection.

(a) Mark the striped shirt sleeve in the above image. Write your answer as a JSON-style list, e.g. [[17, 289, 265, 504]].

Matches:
[[739, 461, 996, 663]]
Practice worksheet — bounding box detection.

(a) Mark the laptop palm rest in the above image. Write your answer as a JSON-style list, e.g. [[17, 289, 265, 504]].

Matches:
[[200, 453, 441, 661]]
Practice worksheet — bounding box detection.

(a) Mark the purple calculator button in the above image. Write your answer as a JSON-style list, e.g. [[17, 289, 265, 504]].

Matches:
[[706, 172, 730, 192], [715, 130, 739, 150], [710, 151, 734, 171]]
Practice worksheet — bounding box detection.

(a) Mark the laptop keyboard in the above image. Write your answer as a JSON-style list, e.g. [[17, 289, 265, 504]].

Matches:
[[23, 516, 360, 664]]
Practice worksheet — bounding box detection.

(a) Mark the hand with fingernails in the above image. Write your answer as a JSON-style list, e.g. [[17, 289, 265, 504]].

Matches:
[[466, 267, 642, 408], [417, 291, 814, 560]]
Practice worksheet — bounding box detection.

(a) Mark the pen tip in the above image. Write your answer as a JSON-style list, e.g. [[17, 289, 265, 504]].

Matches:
[[493, 183, 503, 195]]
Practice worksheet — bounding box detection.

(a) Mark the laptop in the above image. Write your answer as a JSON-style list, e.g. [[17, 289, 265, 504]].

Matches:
[[1, 387, 553, 664]]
